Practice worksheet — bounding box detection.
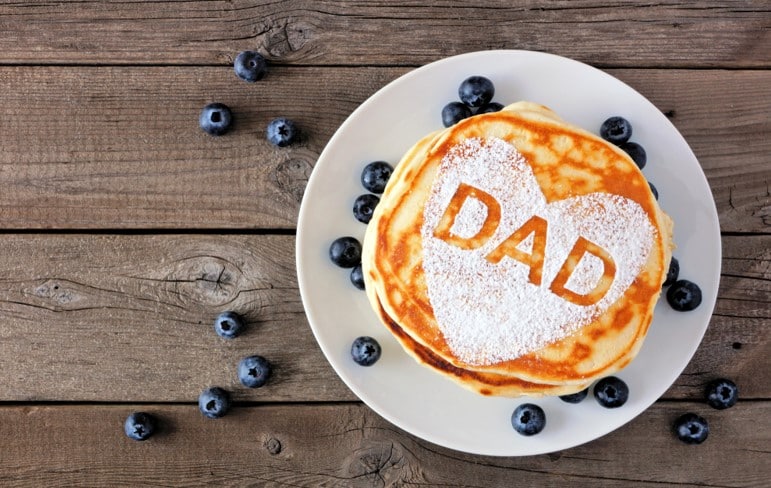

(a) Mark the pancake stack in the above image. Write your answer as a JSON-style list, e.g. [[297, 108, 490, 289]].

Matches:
[[362, 102, 673, 396]]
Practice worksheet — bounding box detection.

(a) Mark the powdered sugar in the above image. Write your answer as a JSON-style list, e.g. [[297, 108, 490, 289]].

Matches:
[[421, 137, 656, 365]]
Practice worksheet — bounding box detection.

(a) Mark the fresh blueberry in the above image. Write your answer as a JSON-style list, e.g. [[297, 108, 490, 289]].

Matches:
[[705, 378, 738, 410], [666, 279, 702, 311], [351, 336, 381, 366], [663, 257, 680, 287], [600, 116, 633, 144], [199, 103, 233, 136], [266, 117, 298, 147], [649, 181, 659, 200], [350, 264, 365, 290], [124, 412, 156, 441], [441, 101, 472, 127], [559, 387, 590, 404], [620, 141, 647, 169], [511, 403, 546, 436], [593, 376, 629, 408], [329, 237, 362, 268], [353, 194, 380, 224], [674, 413, 709, 444], [234, 50, 268, 82], [214, 311, 245, 339], [476, 102, 504, 114], [198, 387, 231, 419], [458, 76, 495, 108], [238, 355, 272, 388], [361, 161, 393, 194]]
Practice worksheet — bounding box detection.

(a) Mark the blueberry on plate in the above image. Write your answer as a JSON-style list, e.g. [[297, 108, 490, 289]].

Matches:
[[705, 378, 738, 410], [353, 194, 380, 224], [351, 336, 381, 366], [214, 311, 245, 339], [350, 264, 365, 290], [663, 257, 680, 287], [329, 237, 362, 268], [361, 161, 393, 194], [124, 412, 156, 441], [593, 376, 629, 408], [674, 413, 709, 444], [600, 116, 633, 144], [266, 117, 298, 147], [458, 76, 495, 108], [476, 102, 504, 114], [666, 279, 702, 311], [234, 50, 268, 82], [619, 141, 647, 169], [238, 355, 272, 388], [511, 403, 546, 436], [559, 387, 589, 404], [441, 101, 472, 127], [649, 181, 659, 200], [199, 103, 233, 136], [198, 387, 231, 419]]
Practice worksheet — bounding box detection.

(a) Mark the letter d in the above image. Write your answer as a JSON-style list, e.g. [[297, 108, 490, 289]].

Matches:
[[432, 183, 501, 250]]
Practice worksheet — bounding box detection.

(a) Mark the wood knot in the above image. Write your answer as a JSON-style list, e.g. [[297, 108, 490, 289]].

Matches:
[[263, 18, 313, 59], [271, 157, 312, 203], [265, 437, 282, 455], [34, 280, 77, 306], [342, 441, 409, 487], [166, 256, 243, 307]]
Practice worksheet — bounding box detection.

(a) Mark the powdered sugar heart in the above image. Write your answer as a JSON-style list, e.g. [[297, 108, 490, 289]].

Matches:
[[421, 137, 656, 365]]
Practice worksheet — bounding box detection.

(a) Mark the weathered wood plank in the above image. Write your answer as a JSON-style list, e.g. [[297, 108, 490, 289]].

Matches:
[[0, 402, 767, 487], [0, 66, 767, 231], [0, 234, 766, 402], [0, 1, 767, 68]]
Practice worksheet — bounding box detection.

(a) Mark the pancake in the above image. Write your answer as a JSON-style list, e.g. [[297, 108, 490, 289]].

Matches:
[[362, 102, 673, 394]]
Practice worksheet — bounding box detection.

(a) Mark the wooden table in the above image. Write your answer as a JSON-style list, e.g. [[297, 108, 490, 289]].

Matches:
[[0, 2, 768, 486]]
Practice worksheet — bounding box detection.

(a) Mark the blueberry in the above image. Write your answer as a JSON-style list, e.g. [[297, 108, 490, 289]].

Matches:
[[458, 76, 495, 108], [266, 117, 298, 147], [353, 194, 380, 224], [666, 279, 702, 311], [649, 181, 659, 200], [124, 412, 156, 441], [234, 50, 268, 82], [511, 403, 546, 436], [198, 387, 231, 419], [559, 387, 589, 404], [351, 336, 381, 366], [705, 378, 738, 410], [593, 376, 629, 408], [361, 161, 393, 194], [199, 103, 233, 136], [620, 141, 647, 169], [238, 355, 272, 388], [329, 237, 362, 268], [441, 101, 472, 127], [214, 311, 245, 339], [663, 257, 680, 287], [350, 264, 365, 290], [674, 413, 709, 444], [476, 102, 504, 114], [600, 116, 633, 144]]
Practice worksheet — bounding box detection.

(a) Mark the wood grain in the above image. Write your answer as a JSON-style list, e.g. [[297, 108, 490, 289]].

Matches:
[[0, 402, 768, 487], [0, 233, 766, 402], [0, 66, 767, 231], [0, 1, 767, 68]]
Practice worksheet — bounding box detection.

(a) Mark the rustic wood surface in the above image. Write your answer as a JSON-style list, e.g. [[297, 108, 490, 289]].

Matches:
[[0, 1, 768, 486]]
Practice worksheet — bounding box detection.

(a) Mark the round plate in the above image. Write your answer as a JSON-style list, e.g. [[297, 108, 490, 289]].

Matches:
[[296, 50, 720, 456]]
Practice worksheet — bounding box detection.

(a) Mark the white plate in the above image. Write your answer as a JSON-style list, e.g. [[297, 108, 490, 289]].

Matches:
[[296, 50, 720, 456]]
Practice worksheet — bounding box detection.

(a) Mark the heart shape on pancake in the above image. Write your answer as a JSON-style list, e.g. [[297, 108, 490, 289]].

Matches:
[[421, 137, 656, 366]]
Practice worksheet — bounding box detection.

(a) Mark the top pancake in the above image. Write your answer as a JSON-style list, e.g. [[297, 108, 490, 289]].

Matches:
[[363, 102, 673, 387]]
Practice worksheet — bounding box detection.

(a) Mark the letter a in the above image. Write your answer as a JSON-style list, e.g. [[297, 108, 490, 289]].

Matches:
[[485, 215, 548, 286], [433, 183, 501, 250], [549, 237, 616, 306]]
